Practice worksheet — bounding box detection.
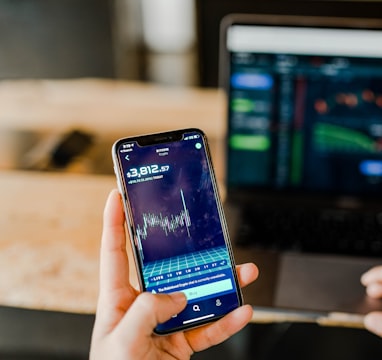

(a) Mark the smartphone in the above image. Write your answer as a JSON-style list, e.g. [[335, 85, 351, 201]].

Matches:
[[112, 128, 243, 334]]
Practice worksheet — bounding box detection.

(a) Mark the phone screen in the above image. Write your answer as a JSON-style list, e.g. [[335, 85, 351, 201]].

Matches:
[[113, 128, 242, 334]]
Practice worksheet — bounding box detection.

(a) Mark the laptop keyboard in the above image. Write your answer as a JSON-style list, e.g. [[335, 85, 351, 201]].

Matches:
[[235, 206, 382, 257]]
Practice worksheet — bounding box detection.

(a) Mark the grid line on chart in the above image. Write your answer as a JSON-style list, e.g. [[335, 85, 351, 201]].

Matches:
[[143, 246, 230, 286]]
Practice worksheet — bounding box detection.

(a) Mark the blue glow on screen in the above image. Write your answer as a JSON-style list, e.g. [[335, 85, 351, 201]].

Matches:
[[360, 160, 382, 176], [231, 73, 273, 90]]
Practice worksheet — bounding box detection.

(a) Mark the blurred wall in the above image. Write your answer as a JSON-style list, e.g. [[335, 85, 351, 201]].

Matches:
[[0, 0, 198, 86], [0, 0, 115, 79]]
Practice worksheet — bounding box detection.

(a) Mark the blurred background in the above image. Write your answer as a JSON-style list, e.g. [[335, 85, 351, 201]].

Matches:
[[0, 0, 197, 85], [1, 0, 381, 87], [1, 0, 381, 176], [1, 1, 382, 359]]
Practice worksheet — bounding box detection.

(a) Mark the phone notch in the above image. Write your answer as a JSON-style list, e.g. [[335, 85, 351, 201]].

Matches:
[[136, 131, 184, 146]]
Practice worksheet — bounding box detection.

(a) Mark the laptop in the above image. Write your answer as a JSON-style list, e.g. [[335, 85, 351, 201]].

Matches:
[[219, 13, 382, 326]]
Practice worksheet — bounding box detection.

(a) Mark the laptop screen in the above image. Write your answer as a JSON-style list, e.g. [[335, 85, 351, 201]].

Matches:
[[222, 15, 382, 200]]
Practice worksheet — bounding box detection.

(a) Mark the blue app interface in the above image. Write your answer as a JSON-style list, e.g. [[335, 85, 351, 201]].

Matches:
[[117, 130, 240, 332]]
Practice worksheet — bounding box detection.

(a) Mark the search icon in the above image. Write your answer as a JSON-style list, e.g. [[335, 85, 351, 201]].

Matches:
[[192, 304, 200, 312]]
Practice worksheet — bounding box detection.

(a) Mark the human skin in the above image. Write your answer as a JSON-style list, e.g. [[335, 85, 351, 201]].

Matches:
[[361, 266, 382, 337], [90, 189, 259, 360]]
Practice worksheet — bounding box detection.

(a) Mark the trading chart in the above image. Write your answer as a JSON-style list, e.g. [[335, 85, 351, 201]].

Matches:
[[143, 246, 231, 288], [136, 189, 191, 242]]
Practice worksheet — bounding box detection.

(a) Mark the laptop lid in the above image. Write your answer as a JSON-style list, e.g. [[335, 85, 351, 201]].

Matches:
[[219, 15, 382, 320], [220, 14, 382, 209]]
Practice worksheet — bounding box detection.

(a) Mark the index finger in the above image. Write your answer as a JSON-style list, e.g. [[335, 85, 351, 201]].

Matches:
[[99, 189, 131, 297]]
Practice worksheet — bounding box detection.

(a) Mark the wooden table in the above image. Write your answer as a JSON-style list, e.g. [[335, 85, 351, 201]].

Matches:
[[0, 171, 119, 313], [0, 78, 226, 137], [0, 79, 227, 314]]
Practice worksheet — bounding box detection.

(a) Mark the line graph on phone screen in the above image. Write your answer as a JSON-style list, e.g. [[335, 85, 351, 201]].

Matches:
[[143, 246, 232, 289], [136, 189, 191, 241]]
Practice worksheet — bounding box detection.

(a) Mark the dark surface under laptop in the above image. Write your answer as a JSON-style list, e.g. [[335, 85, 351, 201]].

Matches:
[[220, 14, 382, 320]]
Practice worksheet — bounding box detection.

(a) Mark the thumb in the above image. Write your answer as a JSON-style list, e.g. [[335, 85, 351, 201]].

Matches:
[[118, 291, 187, 338], [364, 312, 382, 337]]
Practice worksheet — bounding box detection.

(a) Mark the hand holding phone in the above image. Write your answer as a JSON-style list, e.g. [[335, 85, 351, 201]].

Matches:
[[112, 128, 244, 334], [90, 189, 258, 359]]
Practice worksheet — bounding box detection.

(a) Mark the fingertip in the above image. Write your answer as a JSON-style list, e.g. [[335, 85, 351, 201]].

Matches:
[[361, 271, 372, 286], [366, 283, 382, 299], [169, 291, 188, 305], [246, 262, 259, 279], [235, 304, 254, 323], [360, 266, 382, 286], [102, 189, 125, 234], [237, 262, 259, 288], [105, 188, 119, 205], [104, 188, 122, 214], [364, 312, 382, 337], [130, 291, 188, 329]]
